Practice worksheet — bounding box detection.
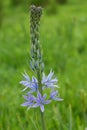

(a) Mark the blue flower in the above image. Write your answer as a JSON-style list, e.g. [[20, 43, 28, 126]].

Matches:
[[42, 70, 58, 89], [21, 93, 36, 110], [20, 71, 63, 112], [33, 91, 51, 112], [20, 72, 38, 93], [50, 90, 63, 101], [29, 76, 38, 93]]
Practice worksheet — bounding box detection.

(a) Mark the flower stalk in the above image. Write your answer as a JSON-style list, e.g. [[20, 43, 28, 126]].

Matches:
[[30, 5, 46, 130], [20, 5, 63, 130], [37, 70, 46, 130]]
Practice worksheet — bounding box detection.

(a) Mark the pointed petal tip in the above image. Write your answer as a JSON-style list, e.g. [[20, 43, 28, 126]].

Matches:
[[57, 98, 64, 101], [40, 105, 44, 112]]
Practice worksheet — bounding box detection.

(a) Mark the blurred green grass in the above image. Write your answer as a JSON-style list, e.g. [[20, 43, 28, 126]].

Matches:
[[0, 3, 87, 130]]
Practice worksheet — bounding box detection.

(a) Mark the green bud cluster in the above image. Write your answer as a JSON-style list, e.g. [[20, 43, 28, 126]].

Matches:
[[30, 5, 44, 73]]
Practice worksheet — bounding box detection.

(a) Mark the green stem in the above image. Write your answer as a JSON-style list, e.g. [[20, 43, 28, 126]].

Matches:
[[37, 70, 46, 130], [40, 111, 46, 130]]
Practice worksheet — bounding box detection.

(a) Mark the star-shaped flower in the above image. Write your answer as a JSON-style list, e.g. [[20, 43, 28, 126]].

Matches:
[[50, 90, 63, 101], [20, 72, 38, 93], [42, 70, 58, 89], [33, 91, 51, 112], [21, 93, 36, 110]]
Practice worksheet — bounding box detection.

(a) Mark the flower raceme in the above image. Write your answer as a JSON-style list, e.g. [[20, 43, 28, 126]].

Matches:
[[20, 70, 63, 112], [20, 5, 63, 113]]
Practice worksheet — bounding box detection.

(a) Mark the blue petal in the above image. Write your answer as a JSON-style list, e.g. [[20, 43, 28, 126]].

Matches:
[[21, 102, 30, 106], [22, 72, 30, 81], [51, 78, 58, 83], [47, 70, 54, 81], [43, 94, 47, 99], [32, 76, 38, 83], [23, 95, 29, 100], [53, 97, 63, 101], [33, 103, 40, 108], [40, 105, 44, 112], [37, 91, 42, 99], [51, 91, 58, 97], [20, 81, 31, 87], [44, 100, 51, 104]]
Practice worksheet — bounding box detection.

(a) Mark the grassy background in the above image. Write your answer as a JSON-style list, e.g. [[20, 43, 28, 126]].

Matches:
[[0, 1, 87, 130]]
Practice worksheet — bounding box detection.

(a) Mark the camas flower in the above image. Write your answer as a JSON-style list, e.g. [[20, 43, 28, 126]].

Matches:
[[29, 76, 38, 93], [21, 93, 36, 110], [33, 91, 51, 112], [42, 70, 58, 89], [20, 5, 63, 113], [20, 72, 38, 92], [50, 90, 63, 101]]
